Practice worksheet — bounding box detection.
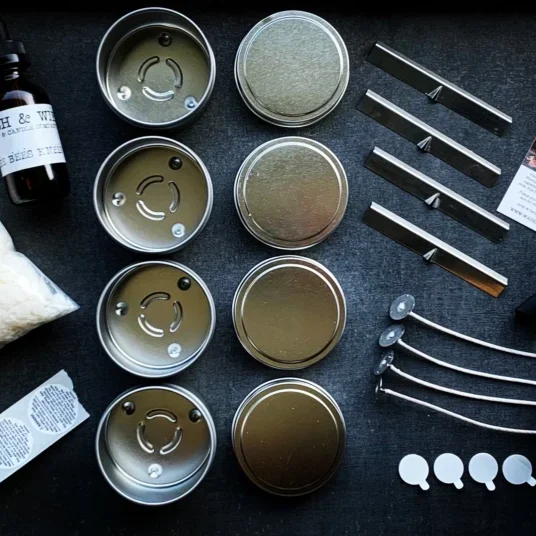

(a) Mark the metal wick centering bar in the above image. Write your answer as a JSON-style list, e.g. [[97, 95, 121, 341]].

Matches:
[[390, 294, 536, 359]]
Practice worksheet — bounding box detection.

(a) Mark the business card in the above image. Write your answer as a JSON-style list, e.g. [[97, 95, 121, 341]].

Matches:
[[498, 138, 536, 231]]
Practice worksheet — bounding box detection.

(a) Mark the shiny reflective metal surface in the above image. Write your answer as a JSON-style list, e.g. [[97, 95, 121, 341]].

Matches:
[[235, 137, 348, 249], [367, 42, 512, 136], [365, 147, 509, 242], [94, 136, 212, 254], [358, 90, 501, 187], [232, 378, 345, 496], [235, 11, 349, 127], [97, 8, 216, 129], [233, 256, 346, 369], [96, 385, 216, 505], [363, 202, 508, 297], [390, 294, 536, 358], [97, 260, 216, 378]]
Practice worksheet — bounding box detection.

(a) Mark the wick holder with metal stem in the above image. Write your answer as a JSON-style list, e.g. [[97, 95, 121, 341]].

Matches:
[[390, 294, 536, 359]]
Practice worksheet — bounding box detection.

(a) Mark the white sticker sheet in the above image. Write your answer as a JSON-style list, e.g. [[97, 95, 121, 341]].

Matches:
[[0, 370, 89, 483]]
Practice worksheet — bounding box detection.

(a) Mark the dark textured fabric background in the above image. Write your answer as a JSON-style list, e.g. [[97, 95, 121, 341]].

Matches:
[[0, 8, 535, 536]]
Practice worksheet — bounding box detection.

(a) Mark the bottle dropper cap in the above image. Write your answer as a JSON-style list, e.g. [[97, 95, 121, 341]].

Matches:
[[0, 18, 28, 66]]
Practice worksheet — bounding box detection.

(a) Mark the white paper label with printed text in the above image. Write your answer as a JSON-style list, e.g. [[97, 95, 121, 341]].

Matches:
[[0, 104, 66, 176]]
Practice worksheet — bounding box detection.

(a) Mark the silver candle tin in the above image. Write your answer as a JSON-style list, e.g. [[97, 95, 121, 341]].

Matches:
[[94, 136, 213, 254], [235, 137, 348, 249], [96, 384, 217, 505], [232, 378, 346, 496], [97, 260, 216, 378], [233, 256, 346, 370], [97, 8, 216, 129], [235, 11, 349, 127]]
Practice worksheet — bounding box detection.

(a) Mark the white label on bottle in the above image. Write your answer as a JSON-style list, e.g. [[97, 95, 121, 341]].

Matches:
[[0, 370, 89, 483], [0, 103, 66, 177]]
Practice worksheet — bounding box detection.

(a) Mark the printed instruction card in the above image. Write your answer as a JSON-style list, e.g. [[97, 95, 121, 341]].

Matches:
[[498, 138, 536, 231]]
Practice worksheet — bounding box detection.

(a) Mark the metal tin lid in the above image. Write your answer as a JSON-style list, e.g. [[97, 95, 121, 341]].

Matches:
[[96, 385, 217, 505], [96, 8, 216, 129], [232, 378, 346, 496], [235, 11, 349, 127], [235, 137, 348, 250], [94, 136, 212, 254], [233, 256, 346, 369], [97, 261, 216, 378]]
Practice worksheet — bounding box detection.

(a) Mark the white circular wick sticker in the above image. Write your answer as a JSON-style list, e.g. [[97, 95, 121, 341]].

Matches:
[[28, 384, 79, 435], [0, 418, 33, 469]]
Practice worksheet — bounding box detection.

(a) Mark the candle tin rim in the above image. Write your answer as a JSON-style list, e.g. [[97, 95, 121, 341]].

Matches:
[[96, 7, 216, 129], [234, 136, 348, 250], [232, 256, 346, 370], [234, 10, 349, 128], [93, 136, 213, 254], [231, 377, 346, 496], [96, 260, 216, 378], [96, 384, 217, 506]]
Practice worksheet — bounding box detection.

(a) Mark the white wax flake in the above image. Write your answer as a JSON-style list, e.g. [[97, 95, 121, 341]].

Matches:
[[0, 221, 78, 346]]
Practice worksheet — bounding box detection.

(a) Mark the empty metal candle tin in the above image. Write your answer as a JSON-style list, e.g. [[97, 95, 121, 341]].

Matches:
[[94, 136, 212, 254], [97, 260, 216, 378], [233, 256, 346, 369], [235, 137, 348, 249], [235, 11, 349, 127], [232, 378, 346, 496], [96, 385, 217, 505], [97, 8, 216, 128]]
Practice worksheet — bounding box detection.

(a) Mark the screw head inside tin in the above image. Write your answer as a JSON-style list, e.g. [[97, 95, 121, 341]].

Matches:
[[158, 32, 172, 46], [168, 156, 182, 170], [178, 277, 191, 290]]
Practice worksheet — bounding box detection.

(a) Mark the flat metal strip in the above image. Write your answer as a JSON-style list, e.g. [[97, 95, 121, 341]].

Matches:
[[357, 90, 501, 187], [363, 202, 508, 297], [364, 146, 510, 242], [367, 42, 512, 137]]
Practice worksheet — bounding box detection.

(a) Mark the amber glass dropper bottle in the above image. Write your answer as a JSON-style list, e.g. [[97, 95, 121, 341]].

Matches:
[[0, 17, 70, 205]]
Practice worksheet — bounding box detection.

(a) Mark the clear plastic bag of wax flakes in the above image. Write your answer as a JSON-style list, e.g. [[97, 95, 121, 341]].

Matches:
[[0, 221, 78, 346]]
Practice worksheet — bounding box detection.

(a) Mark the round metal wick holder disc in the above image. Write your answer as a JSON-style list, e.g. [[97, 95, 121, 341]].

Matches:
[[97, 8, 216, 129], [235, 11, 349, 127], [94, 136, 213, 254], [97, 260, 216, 378], [235, 137, 348, 250], [232, 378, 346, 496], [96, 385, 217, 505], [390, 294, 415, 321], [379, 325, 405, 348], [233, 256, 346, 370]]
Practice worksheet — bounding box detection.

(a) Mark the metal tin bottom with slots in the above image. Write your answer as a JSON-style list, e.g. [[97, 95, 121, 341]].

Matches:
[[96, 7, 216, 129], [94, 136, 213, 254], [97, 260, 216, 378], [232, 378, 346, 496], [96, 385, 217, 505]]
